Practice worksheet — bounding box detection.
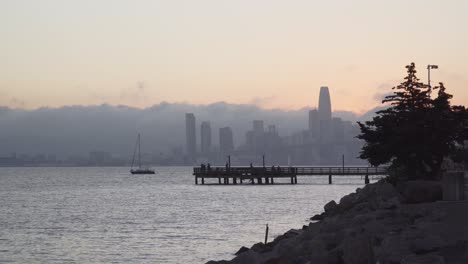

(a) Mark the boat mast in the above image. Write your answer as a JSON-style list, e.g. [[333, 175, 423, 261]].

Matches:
[[131, 134, 139, 169], [138, 133, 141, 169]]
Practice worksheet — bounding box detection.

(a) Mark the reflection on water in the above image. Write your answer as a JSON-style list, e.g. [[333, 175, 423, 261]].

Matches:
[[0, 167, 371, 263]]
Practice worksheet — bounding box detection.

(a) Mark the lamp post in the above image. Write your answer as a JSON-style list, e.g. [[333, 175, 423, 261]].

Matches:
[[427, 64, 438, 88]]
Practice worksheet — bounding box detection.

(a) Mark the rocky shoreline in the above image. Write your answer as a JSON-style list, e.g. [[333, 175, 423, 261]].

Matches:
[[207, 180, 468, 264]]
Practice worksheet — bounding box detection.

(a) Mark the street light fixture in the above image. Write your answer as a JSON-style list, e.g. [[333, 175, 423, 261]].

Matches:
[[427, 64, 438, 88]]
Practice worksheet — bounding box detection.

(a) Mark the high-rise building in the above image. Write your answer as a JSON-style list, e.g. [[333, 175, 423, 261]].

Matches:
[[219, 127, 234, 154], [308, 109, 319, 138], [332, 117, 345, 142], [200, 121, 211, 155], [185, 113, 196, 161], [318, 86, 332, 143], [318, 86, 332, 121]]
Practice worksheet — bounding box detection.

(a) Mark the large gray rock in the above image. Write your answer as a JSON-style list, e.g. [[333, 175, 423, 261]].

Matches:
[[334, 180, 401, 213], [228, 250, 261, 264], [235, 246, 249, 255], [324, 200, 338, 213], [358, 180, 400, 201], [310, 213, 325, 221], [397, 180, 442, 203], [250, 242, 273, 253], [338, 192, 357, 211]]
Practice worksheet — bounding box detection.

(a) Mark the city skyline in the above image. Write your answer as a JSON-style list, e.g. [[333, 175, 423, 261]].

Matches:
[[2, 1, 468, 112], [1, 85, 365, 166], [179, 86, 362, 166]]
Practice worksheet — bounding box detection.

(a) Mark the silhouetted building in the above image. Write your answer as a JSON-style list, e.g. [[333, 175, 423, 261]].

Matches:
[[200, 121, 211, 155], [219, 127, 234, 155], [332, 117, 345, 142], [185, 113, 197, 161], [318, 86, 332, 121], [308, 109, 319, 138], [318, 86, 332, 143]]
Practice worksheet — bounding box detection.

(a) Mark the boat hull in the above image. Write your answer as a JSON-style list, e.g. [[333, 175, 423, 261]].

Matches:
[[131, 169, 155, 175]]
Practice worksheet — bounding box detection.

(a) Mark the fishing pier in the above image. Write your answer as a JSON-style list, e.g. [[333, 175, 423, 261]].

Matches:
[[193, 166, 389, 185]]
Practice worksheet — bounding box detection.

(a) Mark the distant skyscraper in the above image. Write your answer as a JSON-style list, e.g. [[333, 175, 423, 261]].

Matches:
[[219, 127, 234, 154], [185, 113, 196, 161], [200, 121, 211, 155], [318, 86, 332, 121], [308, 109, 319, 138], [332, 117, 345, 142], [318, 86, 332, 143]]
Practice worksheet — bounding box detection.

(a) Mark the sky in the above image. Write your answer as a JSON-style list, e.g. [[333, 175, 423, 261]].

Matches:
[[1, 0, 467, 113]]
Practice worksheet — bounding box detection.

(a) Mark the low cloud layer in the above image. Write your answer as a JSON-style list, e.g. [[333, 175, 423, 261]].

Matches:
[[0, 102, 378, 157]]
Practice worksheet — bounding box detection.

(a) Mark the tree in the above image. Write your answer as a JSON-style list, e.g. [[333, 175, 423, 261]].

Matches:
[[357, 63, 467, 181]]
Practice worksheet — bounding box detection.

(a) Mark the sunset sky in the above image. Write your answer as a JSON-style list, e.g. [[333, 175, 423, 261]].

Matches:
[[1, 0, 467, 113]]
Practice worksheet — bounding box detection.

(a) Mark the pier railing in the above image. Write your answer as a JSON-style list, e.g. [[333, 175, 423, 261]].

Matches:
[[193, 166, 388, 185], [294, 166, 388, 176], [193, 166, 388, 177]]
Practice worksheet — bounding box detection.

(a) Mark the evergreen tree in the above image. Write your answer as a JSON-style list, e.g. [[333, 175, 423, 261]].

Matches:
[[357, 63, 467, 181]]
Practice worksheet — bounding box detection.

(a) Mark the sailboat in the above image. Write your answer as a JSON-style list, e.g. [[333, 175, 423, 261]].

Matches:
[[130, 133, 155, 174]]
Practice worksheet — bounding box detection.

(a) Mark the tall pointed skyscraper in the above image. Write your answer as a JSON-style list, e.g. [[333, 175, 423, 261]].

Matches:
[[318, 86, 332, 143], [318, 86, 332, 122]]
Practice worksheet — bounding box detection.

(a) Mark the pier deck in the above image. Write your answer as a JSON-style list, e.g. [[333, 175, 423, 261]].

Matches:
[[193, 166, 389, 185]]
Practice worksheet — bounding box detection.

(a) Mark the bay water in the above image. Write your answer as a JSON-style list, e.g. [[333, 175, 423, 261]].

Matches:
[[0, 167, 372, 263]]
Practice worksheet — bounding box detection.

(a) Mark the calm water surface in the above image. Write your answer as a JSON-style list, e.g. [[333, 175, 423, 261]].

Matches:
[[0, 167, 372, 263]]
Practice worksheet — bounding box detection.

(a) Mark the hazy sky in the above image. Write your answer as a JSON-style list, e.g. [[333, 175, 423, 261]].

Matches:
[[1, 0, 467, 113]]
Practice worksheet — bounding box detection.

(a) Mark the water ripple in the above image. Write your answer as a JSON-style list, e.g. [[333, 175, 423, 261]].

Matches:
[[0, 167, 370, 263]]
